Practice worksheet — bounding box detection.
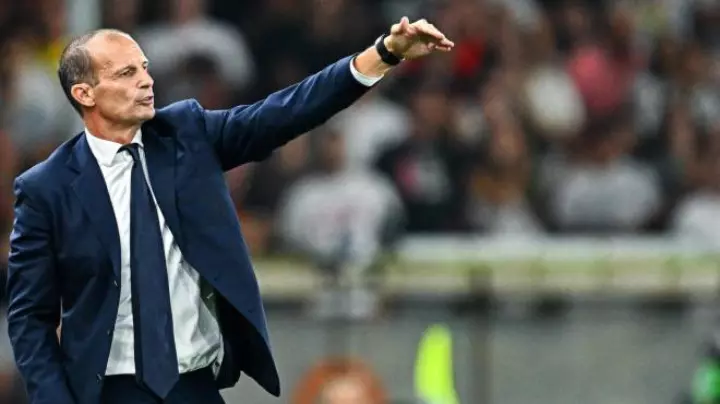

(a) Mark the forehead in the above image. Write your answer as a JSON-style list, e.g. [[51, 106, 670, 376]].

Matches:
[[85, 33, 146, 73]]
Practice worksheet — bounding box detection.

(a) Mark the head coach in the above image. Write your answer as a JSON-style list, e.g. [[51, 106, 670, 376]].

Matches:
[[5, 15, 454, 404]]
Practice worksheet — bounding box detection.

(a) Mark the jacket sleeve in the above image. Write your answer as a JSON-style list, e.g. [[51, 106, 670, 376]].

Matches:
[[191, 54, 372, 170], [6, 177, 75, 404]]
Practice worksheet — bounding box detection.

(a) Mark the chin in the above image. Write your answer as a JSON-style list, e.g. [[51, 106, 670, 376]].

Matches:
[[138, 107, 156, 121]]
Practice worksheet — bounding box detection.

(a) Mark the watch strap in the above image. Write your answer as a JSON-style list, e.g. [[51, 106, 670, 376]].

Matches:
[[375, 33, 403, 66]]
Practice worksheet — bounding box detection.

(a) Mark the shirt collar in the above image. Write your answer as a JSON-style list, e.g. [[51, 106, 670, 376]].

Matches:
[[85, 128, 144, 167]]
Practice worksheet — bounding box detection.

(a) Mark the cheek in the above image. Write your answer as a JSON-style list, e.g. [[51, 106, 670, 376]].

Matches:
[[96, 87, 133, 110]]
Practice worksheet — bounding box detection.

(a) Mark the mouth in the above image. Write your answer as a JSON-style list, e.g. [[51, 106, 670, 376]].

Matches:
[[138, 95, 154, 105]]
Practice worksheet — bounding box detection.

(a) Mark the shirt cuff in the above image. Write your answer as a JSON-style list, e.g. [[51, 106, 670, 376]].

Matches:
[[349, 57, 384, 87]]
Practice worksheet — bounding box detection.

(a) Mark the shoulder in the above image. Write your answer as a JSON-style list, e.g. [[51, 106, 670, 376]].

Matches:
[[16, 133, 83, 194], [144, 99, 209, 141], [152, 98, 205, 126]]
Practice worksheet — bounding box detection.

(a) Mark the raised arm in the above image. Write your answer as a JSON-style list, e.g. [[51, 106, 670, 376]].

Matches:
[[189, 17, 454, 171], [194, 55, 372, 170], [6, 178, 75, 404]]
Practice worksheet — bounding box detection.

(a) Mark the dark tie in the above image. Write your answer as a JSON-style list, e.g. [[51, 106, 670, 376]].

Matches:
[[121, 144, 179, 398]]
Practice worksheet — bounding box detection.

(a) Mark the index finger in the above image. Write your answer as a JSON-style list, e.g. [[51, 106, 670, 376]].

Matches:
[[414, 21, 446, 41]]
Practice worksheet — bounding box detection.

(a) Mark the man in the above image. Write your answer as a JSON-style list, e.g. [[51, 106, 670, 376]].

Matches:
[[6, 16, 453, 404]]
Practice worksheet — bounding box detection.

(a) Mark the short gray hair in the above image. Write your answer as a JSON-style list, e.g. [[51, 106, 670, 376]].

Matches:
[[57, 29, 127, 115]]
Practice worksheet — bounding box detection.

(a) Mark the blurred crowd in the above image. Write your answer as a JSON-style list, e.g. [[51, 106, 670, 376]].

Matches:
[[2, 0, 719, 268], [0, 0, 719, 402]]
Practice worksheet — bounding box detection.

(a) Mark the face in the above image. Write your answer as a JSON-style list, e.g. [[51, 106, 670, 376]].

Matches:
[[74, 33, 155, 125]]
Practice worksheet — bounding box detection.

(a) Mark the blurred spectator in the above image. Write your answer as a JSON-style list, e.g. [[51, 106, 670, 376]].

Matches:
[[539, 112, 663, 232], [236, 136, 311, 254], [102, 0, 141, 33], [671, 128, 720, 245], [520, 15, 586, 141], [464, 102, 543, 236], [1, 32, 81, 171], [395, 0, 500, 94], [565, 4, 636, 118], [677, 42, 720, 133], [292, 357, 387, 404], [329, 91, 411, 170], [136, 0, 256, 95], [278, 129, 402, 271], [161, 53, 233, 108], [375, 84, 469, 233], [34, 0, 68, 69], [304, 0, 380, 74]]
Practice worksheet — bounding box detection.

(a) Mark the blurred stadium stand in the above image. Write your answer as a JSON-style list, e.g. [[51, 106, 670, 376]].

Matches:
[[2, 0, 720, 402]]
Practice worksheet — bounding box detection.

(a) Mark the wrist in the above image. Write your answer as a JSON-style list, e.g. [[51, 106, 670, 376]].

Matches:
[[375, 34, 403, 66], [383, 35, 398, 56]]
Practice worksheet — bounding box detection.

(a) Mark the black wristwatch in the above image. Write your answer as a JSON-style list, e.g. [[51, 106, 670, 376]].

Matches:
[[375, 33, 403, 66]]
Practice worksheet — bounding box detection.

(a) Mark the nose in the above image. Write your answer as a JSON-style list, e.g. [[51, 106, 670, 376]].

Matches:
[[139, 69, 154, 89]]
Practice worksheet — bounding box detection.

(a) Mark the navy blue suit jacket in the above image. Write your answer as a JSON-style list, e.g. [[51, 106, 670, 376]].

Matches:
[[6, 55, 371, 404]]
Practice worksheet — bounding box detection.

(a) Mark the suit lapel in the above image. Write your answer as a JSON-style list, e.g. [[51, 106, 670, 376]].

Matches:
[[69, 133, 121, 278], [142, 126, 183, 248]]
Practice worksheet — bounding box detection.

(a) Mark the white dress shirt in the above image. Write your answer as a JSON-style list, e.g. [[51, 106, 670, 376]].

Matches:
[[86, 130, 224, 376], [86, 61, 381, 377]]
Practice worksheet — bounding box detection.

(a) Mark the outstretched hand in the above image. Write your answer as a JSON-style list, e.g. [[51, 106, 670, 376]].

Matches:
[[385, 17, 455, 60]]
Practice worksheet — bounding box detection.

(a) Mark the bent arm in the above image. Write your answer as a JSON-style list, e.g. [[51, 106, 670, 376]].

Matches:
[[194, 55, 374, 170], [7, 178, 75, 404]]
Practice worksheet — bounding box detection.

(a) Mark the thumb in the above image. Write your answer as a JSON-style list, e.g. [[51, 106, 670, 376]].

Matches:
[[391, 16, 411, 35]]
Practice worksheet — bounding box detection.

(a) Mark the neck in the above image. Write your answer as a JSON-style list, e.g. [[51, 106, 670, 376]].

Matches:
[[84, 116, 141, 145]]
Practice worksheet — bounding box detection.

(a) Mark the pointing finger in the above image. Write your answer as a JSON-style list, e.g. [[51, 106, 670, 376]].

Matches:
[[414, 21, 446, 41], [439, 38, 455, 48]]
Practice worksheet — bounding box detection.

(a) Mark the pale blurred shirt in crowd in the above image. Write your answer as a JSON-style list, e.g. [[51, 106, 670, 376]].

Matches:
[[543, 156, 662, 231], [672, 192, 720, 245], [522, 65, 586, 140], [136, 18, 255, 90], [278, 170, 402, 269], [329, 94, 410, 169]]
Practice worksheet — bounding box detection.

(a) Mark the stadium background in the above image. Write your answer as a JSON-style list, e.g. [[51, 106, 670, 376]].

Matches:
[[1, 0, 720, 402]]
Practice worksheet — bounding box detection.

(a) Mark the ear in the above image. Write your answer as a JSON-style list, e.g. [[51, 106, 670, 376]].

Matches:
[[70, 83, 96, 109]]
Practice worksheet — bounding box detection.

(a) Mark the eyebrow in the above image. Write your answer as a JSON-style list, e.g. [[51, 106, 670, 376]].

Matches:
[[112, 61, 149, 76]]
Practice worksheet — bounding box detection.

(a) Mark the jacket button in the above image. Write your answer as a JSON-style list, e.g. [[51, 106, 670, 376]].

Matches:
[[96, 373, 103, 382], [113, 279, 119, 288]]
